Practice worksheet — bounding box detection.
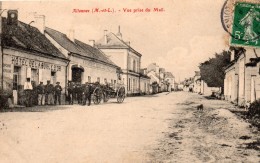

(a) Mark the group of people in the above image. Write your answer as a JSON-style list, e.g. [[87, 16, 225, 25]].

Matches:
[[23, 78, 63, 107], [67, 81, 97, 106], [23, 79, 116, 107], [37, 80, 63, 106]]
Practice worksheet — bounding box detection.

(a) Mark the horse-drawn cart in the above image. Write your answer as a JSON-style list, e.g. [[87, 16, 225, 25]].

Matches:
[[91, 83, 126, 104]]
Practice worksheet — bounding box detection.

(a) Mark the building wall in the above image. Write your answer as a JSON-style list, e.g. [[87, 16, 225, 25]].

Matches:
[[147, 71, 159, 84], [140, 77, 150, 94], [128, 51, 140, 73], [244, 49, 260, 104], [99, 48, 143, 95], [254, 69, 260, 101], [99, 49, 127, 70], [68, 55, 118, 85], [201, 80, 221, 96], [225, 67, 239, 103], [3, 48, 67, 105], [165, 77, 174, 91], [238, 56, 245, 105], [126, 75, 140, 94]]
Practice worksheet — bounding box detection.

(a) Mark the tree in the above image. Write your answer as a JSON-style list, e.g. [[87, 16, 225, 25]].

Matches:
[[199, 50, 231, 92]]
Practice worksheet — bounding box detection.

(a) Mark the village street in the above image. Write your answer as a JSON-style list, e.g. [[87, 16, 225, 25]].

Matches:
[[0, 92, 259, 163]]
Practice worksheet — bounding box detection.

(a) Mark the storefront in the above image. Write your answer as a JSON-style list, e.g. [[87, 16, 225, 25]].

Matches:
[[3, 48, 68, 105]]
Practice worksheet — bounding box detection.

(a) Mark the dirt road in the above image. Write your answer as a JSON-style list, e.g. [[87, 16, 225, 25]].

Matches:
[[0, 92, 259, 163]]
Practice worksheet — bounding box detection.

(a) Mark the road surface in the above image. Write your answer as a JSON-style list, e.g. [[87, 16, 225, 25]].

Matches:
[[0, 92, 259, 163]]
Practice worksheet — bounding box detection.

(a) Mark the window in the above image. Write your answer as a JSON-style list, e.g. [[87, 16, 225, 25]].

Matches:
[[133, 60, 136, 72], [104, 78, 107, 84], [51, 71, 56, 84], [128, 78, 131, 91], [133, 79, 136, 91], [111, 79, 113, 84], [88, 76, 91, 83], [13, 66, 21, 90], [31, 68, 38, 84], [97, 77, 100, 82]]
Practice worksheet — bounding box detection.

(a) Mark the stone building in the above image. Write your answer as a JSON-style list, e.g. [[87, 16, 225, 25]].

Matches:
[[224, 47, 260, 106], [0, 13, 68, 105], [45, 27, 120, 87], [95, 27, 150, 95]]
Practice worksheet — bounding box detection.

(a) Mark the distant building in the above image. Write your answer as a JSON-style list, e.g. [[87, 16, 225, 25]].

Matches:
[[96, 26, 149, 95], [145, 63, 174, 92], [140, 69, 150, 95], [164, 72, 175, 91], [192, 71, 220, 96]]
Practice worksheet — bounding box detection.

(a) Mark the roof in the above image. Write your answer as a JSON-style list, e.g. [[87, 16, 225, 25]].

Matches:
[[2, 18, 66, 59], [45, 27, 118, 67], [224, 48, 245, 70], [96, 32, 142, 57], [164, 72, 174, 78], [139, 73, 150, 79]]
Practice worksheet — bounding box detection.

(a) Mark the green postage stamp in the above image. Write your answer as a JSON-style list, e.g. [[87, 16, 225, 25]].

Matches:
[[231, 2, 260, 48]]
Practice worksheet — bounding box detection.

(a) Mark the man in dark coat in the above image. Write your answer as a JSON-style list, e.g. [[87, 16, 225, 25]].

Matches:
[[54, 82, 62, 105], [82, 82, 93, 106], [37, 81, 45, 105], [45, 80, 54, 105], [75, 83, 82, 104], [67, 81, 75, 105]]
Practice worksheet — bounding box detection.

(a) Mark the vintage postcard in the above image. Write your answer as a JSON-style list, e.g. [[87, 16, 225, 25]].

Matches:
[[0, 0, 259, 162]]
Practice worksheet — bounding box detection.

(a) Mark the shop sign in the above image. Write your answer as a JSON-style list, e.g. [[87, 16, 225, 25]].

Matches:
[[11, 56, 61, 71]]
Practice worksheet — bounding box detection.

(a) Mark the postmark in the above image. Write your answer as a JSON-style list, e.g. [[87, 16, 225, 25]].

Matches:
[[221, 0, 260, 47]]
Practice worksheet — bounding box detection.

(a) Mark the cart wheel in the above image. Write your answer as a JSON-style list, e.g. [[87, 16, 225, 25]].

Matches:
[[117, 87, 125, 103], [93, 87, 102, 104]]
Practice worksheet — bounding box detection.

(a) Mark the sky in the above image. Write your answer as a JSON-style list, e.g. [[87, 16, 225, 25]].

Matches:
[[3, 0, 230, 82]]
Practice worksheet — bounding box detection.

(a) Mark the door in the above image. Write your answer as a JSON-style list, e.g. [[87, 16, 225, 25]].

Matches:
[[72, 68, 82, 83], [13, 66, 21, 105]]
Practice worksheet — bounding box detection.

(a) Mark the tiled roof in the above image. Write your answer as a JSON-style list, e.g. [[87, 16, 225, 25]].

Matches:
[[45, 27, 92, 57], [75, 39, 116, 66], [2, 18, 65, 59], [96, 32, 142, 57], [45, 27, 118, 67]]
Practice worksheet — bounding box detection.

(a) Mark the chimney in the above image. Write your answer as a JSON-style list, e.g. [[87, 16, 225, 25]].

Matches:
[[67, 29, 75, 42], [117, 25, 122, 39], [126, 41, 130, 46], [104, 30, 108, 44], [34, 14, 45, 34], [89, 40, 95, 47]]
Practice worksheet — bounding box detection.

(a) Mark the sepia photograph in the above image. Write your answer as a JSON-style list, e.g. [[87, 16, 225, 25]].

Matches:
[[0, 0, 259, 162]]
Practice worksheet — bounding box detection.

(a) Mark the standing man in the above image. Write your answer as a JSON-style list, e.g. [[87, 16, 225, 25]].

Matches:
[[24, 78, 33, 107], [45, 80, 54, 105], [67, 81, 74, 105], [37, 81, 45, 105], [54, 82, 62, 105]]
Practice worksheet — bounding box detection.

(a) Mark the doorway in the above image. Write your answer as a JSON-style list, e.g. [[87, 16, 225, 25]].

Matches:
[[71, 65, 84, 83]]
